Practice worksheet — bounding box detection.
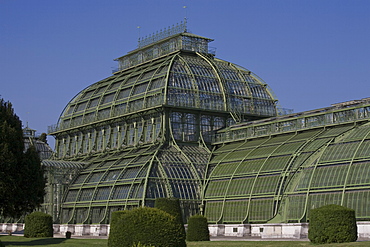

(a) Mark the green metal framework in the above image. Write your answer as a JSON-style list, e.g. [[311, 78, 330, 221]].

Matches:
[[42, 160, 85, 221], [46, 27, 278, 224], [204, 98, 370, 223], [43, 24, 370, 225]]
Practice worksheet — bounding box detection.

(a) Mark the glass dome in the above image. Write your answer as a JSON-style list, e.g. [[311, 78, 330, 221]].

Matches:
[[53, 33, 277, 133]]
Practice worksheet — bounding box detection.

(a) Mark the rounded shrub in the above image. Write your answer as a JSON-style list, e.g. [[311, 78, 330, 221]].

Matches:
[[108, 207, 186, 247], [186, 215, 210, 241], [24, 211, 53, 238], [308, 204, 357, 244]]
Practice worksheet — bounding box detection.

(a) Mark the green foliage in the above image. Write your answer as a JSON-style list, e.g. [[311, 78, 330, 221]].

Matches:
[[155, 197, 186, 240], [186, 215, 210, 241], [0, 98, 46, 218], [107, 211, 127, 247], [154, 197, 184, 224], [38, 133, 48, 144], [308, 204, 357, 244], [0, 240, 3, 247], [108, 207, 186, 247], [24, 211, 53, 238], [131, 243, 155, 247], [0, 99, 24, 218], [21, 146, 46, 212]]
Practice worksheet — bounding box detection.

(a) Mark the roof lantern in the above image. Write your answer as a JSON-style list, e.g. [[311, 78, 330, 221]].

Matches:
[[23, 124, 36, 138], [114, 20, 215, 73]]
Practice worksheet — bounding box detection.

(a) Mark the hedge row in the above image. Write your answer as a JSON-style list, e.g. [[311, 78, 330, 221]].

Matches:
[[186, 215, 210, 241], [108, 207, 186, 247]]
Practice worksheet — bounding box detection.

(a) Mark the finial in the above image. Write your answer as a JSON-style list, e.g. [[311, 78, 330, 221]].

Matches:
[[137, 26, 141, 45], [182, 6, 188, 33]]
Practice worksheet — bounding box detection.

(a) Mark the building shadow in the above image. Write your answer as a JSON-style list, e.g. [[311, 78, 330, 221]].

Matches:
[[1, 237, 66, 246]]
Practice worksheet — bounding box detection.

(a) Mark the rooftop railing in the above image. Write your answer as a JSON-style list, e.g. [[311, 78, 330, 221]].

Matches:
[[138, 21, 187, 48], [213, 98, 370, 144]]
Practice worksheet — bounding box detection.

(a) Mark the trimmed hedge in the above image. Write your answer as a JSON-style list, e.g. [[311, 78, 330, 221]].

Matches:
[[131, 243, 155, 247], [154, 198, 184, 225], [108, 207, 186, 247], [24, 211, 53, 238], [154, 197, 186, 244], [186, 215, 210, 241], [308, 204, 357, 244], [108, 211, 127, 247]]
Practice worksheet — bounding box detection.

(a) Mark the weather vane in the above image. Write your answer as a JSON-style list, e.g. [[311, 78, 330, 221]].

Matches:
[[183, 5, 187, 21]]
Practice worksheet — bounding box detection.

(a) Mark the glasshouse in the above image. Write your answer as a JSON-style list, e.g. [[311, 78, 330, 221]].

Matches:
[[36, 22, 370, 233]]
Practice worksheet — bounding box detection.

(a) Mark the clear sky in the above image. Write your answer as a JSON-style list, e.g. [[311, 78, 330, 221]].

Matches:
[[1, 0, 370, 148]]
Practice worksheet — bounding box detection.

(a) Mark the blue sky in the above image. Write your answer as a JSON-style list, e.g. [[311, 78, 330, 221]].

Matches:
[[1, 0, 370, 147]]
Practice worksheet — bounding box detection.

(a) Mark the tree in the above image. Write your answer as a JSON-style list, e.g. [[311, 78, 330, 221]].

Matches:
[[20, 146, 46, 213], [0, 98, 46, 218], [38, 133, 48, 144]]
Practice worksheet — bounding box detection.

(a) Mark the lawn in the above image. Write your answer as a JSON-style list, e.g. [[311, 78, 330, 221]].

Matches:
[[1, 236, 370, 247]]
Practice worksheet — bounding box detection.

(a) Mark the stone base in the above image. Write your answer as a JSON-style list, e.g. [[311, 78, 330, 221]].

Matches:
[[209, 223, 309, 239], [1, 222, 369, 239], [0, 223, 24, 234], [208, 224, 250, 237], [357, 221, 370, 238], [90, 224, 109, 236], [251, 223, 309, 239], [57, 224, 109, 236]]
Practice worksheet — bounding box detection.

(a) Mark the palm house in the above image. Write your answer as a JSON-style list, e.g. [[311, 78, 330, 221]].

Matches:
[[46, 22, 278, 224], [43, 22, 370, 233]]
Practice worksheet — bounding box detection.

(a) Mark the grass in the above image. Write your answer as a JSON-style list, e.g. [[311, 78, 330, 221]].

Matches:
[[186, 241, 370, 247], [0, 236, 370, 247]]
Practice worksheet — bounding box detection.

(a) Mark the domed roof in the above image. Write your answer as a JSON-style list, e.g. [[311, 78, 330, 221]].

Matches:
[[23, 126, 53, 159], [53, 32, 277, 132]]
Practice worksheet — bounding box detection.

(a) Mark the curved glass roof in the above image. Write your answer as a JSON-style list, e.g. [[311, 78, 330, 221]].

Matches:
[[53, 38, 277, 133], [24, 138, 53, 160], [204, 100, 370, 224], [59, 144, 209, 224], [42, 160, 85, 169]]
